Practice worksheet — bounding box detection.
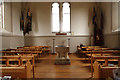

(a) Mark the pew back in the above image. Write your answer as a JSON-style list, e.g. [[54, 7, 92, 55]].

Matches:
[[93, 56, 120, 78], [0, 60, 32, 78]]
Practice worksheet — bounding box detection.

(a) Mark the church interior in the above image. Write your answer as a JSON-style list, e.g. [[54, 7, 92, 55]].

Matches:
[[0, 0, 120, 79]]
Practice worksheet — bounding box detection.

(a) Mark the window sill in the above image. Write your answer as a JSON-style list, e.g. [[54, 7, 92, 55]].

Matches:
[[56, 33, 67, 35], [52, 32, 71, 35], [112, 28, 120, 32]]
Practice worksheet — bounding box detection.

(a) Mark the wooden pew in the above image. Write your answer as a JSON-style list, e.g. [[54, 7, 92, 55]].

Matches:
[[82, 48, 114, 60], [17, 46, 51, 58], [0, 55, 34, 68], [77, 45, 102, 50], [81, 50, 120, 61], [36, 46, 51, 55], [0, 56, 35, 78], [81, 46, 103, 51], [91, 56, 120, 78], [0, 60, 32, 78], [87, 46, 102, 48], [15, 49, 42, 57], [0, 50, 42, 57], [77, 45, 104, 58], [86, 47, 113, 51], [15, 48, 42, 60], [27, 46, 51, 54], [0, 50, 40, 67], [82, 50, 120, 78], [93, 61, 120, 79], [0, 56, 34, 65], [0, 51, 30, 55], [18, 46, 51, 54]]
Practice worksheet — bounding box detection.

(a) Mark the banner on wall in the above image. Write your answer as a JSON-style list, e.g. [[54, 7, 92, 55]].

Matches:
[[20, 8, 32, 36], [23, 8, 32, 36], [20, 11, 24, 31]]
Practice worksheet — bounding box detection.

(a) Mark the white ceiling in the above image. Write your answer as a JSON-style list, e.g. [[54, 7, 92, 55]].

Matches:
[[4, 0, 120, 2]]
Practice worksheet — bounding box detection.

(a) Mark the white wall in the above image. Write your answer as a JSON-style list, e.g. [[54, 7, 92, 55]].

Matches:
[[12, 2, 23, 36], [10, 36, 24, 49], [3, 2, 119, 52], [4, 2, 12, 32], [1, 2, 24, 50], [23, 2, 95, 36], [1, 2, 95, 51], [101, 2, 119, 49], [2, 2, 119, 52], [24, 2, 52, 36], [24, 2, 120, 52], [0, 36, 2, 51], [71, 2, 94, 35], [24, 2, 95, 53], [101, 2, 112, 34], [25, 36, 91, 53]]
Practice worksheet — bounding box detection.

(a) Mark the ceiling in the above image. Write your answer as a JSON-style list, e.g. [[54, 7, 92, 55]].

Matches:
[[4, 0, 120, 2]]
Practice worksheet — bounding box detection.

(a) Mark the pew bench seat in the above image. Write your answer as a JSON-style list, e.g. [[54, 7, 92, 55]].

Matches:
[[86, 54, 114, 57], [96, 59, 118, 62]]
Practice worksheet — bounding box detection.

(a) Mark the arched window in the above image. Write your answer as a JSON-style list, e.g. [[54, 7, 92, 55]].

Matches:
[[52, 2, 71, 33], [62, 2, 70, 32], [52, 3, 60, 32], [112, 2, 120, 32]]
